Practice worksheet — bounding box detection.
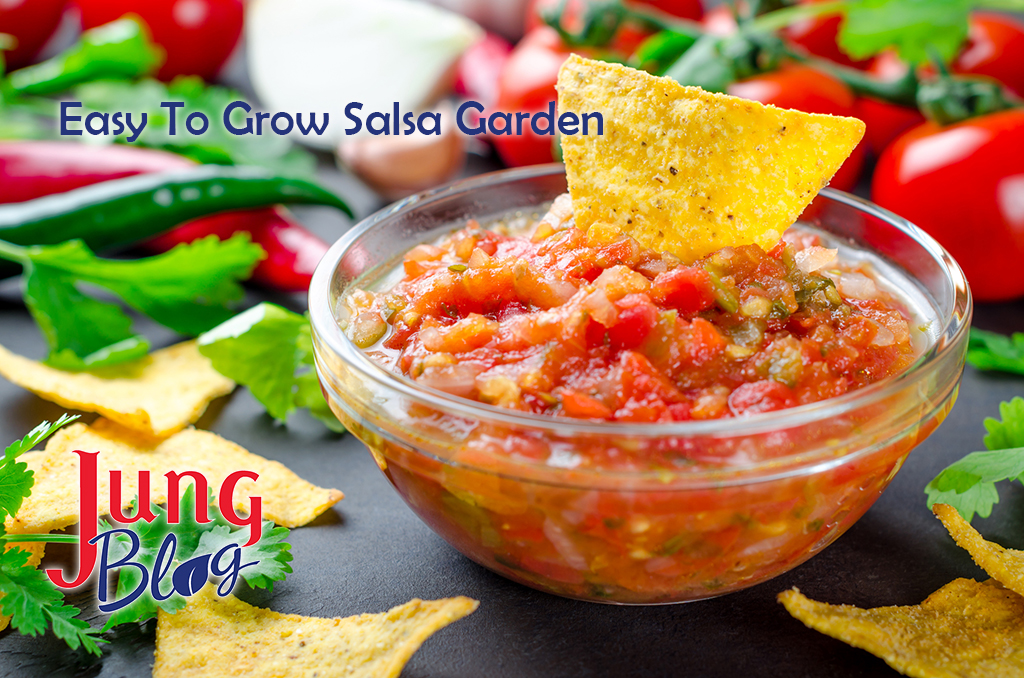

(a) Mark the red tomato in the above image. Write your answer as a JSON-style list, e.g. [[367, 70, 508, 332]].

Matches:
[[0, 0, 67, 70], [727, 64, 865, 191], [872, 110, 1024, 302], [76, 0, 243, 81], [954, 12, 1024, 97], [525, 0, 702, 33], [630, 0, 703, 21], [781, 0, 869, 69], [455, 32, 513, 107], [491, 27, 578, 167], [855, 53, 925, 156]]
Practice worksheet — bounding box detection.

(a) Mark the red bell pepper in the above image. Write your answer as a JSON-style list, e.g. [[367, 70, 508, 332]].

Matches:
[[0, 142, 329, 292]]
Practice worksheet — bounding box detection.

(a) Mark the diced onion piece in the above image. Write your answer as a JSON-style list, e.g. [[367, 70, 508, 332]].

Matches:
[[582, 289, 618, 327], [594, 265, 651, 301], [838, 272, 879, 300], [349, 311, 388, 348], [415, 363, 482, 397], [421, 313, 499, 353], [869, 321, 896, 347], [794, 246, 837, 274]]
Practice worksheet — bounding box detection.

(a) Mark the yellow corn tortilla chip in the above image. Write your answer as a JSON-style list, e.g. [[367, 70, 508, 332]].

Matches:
[[153, 586, 478, 678], [557, 55, 865, 262], [0, 341, 235, 437], [934, 503, 1024, 597], [779, 579, 1024, 678], [4, 419, 343, 535]]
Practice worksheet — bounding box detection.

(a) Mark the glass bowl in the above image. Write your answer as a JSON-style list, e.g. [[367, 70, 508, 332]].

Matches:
[[309, 165, 971, 604]]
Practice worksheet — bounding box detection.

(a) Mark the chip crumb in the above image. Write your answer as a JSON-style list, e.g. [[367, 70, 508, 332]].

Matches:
[[0, 341, 235, 437], [153, 586, 478, 678], [934, 503, 1024, 598], [557, 55, 865, 263], [4, 419, 343, 535], [779, 579, 1024, 678]]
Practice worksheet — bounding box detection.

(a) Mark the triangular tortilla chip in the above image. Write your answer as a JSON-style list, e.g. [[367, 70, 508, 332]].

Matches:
[[153, 587, 478, 678], [0, 341, 235, 437], [557, 55, 865, 262], [934, 503, 1024, 597], [4, 419, 342, 534], [780, 579, 1024, 678]]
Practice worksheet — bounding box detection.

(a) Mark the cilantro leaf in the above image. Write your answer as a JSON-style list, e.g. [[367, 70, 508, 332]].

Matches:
[[195, 521, 293, 592], [102, 485, 217, 629], [838, 0, 971, 64], [925, 397, 1024, 521], [0, 416, 99, 655], [198, 302, 343, 431], [0, 545, 104, 654], [1, 235, 264, 369], [24, 259, 151, 370], [966, 328, 1024, 376], [0, 414, 78, 522], [102, 485, 293, 630]]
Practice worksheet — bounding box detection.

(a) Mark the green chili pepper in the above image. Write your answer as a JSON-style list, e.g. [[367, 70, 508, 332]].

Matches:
[[632, 31, 698, 75], [5, 18, 161, 97], [0, 165, 352, 276]]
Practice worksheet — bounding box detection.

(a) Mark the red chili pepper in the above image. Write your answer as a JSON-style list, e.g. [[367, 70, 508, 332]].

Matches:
[[0, 142, 329, 292]]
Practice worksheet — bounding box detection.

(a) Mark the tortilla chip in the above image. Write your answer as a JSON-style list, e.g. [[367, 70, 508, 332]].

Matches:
[[779, 579, 1024, 678], [0, 341, 235, 437], [153, 587, 478, 678], [557, 55, 865, 262], [4, 419, 342, 535], [934, 503, 1024, 597]]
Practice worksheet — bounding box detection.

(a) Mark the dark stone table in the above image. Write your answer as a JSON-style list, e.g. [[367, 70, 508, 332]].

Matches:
[[0, 160, 1021, 678]]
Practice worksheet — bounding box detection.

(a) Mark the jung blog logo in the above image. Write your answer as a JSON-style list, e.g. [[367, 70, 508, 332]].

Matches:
[[46, 450, 263, 612]]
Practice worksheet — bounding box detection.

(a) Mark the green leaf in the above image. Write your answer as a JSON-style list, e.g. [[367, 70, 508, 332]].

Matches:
[[195, 522, 293, 592], [5, 236, 263, 369], [0, 415, 78, 523], [23, 256, 151, 369], [925, 397, 1024, 521], [101, 485, 214, 629], [838, 0, 971, 64], [102, 485, 293, 630], [0, 545, 104, 654], [966, 328, 1024, 376], [198, 303, 343, 431]]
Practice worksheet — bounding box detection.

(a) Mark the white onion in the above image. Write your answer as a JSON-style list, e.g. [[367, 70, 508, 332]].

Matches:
[[415, 363, 482, 397], [838, 272, 878, 300], [794, 247, 838, 274]]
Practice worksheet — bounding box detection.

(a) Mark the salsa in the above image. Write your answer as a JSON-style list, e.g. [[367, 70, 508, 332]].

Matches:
[[342, 193, 917, 435], [321, 183, 956, 604]]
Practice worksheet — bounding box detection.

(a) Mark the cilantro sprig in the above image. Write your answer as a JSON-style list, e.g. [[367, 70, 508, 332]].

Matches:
[[926, 398, 1024, 521], [0, 415, 105, 655], [966, 328, 1024, 376], [198, 302, 344, 432], [0, 234, 264, 370], [101, 484, 293, 629]]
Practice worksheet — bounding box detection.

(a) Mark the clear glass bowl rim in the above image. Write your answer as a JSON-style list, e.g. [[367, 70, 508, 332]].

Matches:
[[310, 164, 971, 450]]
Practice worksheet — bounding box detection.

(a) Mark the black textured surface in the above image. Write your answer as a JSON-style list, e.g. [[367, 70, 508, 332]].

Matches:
[[1, 164, 1023, 678]]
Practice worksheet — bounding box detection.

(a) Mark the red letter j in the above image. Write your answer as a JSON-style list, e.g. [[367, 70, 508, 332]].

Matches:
[[46, 450, 99, 589]]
